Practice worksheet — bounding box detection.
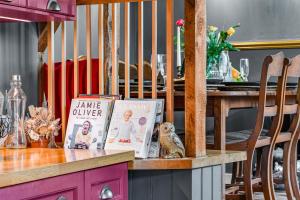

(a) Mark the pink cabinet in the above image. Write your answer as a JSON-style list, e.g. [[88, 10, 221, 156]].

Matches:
[[0, 172, 84, 200], [27, 0, 75, 17], [0, 0, 75, 22], [0, 0, 26, 7], [0, 163, 128, 200], [85, 163, 128, 200]]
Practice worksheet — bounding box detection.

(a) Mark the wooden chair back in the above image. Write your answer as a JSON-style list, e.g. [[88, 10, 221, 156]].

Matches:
[[283, 55, 300, 134], [251, 52, 289, 141]]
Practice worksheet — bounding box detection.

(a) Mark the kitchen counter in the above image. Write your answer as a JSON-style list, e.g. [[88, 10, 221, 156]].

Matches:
[[0, 148, 134, 188], [129, 150, 246, 170]]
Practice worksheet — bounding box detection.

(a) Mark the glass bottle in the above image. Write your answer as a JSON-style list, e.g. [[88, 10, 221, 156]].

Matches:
[[5, 75, 27, 148], [0, 91, 3, 115]]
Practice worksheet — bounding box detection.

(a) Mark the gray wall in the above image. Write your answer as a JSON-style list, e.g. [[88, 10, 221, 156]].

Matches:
[[0, 23, 39, 106], [207, 0, 300, 42]]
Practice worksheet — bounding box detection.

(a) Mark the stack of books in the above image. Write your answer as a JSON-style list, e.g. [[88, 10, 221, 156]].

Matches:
[[64, 96, 164, 159]]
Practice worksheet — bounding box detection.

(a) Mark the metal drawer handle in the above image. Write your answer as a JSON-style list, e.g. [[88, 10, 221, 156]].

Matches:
[[99, 186, 114, 199], [57, 196, 67, 200], [47, 0, 61, 11], [0, 0, 13, 2]]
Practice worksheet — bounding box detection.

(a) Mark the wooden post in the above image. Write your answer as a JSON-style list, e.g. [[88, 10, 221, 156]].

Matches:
[[74, 19, 79, 97], [151, 0, 157, 99], [124, 2, 130, 98], [86, 5, 92, 94], [61, 21, 67, 143], [185, 0, 207, 157], [166, 0, 174, 122], [138, 2, 144, 99], [111, 3, 118, 95], [98, 4, 104, 95], [47, 22, 55, 114]]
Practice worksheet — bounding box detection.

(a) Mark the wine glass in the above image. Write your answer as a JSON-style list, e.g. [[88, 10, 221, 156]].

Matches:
[[157, 54, 167, 90], [240, 58, 249, 81]]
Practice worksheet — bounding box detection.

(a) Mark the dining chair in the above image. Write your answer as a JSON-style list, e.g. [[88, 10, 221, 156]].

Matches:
[[207, 52, 289, 200], [265, 54, 300, 200]]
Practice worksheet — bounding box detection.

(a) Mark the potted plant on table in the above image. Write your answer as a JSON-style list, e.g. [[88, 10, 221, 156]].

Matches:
[[206, 24, 240, 79]]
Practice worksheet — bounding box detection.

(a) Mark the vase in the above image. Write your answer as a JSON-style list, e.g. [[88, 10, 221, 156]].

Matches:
[[206, 57, 221, 79], [29, 135, 50, 148]]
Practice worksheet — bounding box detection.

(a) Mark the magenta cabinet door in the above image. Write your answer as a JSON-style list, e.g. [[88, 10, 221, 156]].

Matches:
[[85, 163, 128, 200], [0, 0, 26, 7], [27, 0, 75, 16], [0, 172, 84, 200]]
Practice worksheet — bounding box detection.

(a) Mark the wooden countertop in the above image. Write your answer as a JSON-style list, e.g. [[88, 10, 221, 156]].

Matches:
[[0, 148, 134, 188], [129, 150, 246, 170]]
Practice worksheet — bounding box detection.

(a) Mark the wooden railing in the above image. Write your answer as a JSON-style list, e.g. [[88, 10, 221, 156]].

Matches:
[[46, 0, 206, 157]]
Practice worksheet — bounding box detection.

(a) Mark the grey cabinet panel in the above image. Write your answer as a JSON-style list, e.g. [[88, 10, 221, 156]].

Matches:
[[202, 167, 213, 200], [129, 165, 223, 200]]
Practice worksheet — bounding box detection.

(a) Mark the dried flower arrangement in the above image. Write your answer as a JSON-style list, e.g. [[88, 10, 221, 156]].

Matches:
[[25, 106, 61, 147]]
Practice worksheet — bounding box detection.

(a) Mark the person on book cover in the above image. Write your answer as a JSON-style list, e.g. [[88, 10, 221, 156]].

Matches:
[[109, 110, 140, 144], [74, 120, 93, 149]]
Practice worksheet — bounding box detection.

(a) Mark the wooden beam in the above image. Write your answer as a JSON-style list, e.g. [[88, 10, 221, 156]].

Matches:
[[47, 22, 55, 114], [98, 4, 104, 95], [124, 2, 130, 98], [111, 3, 118, 95], [151, 0, 157, 99], [166, 0, 174, 122], [184, 0, 207, 157], [61, 22, 67, 143], [86, 5, 92, 94], [38, 22, 60, 52], [138, 2, 144, 99], [74, 20, 79, 97]]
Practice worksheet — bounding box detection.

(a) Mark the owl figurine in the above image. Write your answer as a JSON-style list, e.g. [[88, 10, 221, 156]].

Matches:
[[159, 122, 185, 159]]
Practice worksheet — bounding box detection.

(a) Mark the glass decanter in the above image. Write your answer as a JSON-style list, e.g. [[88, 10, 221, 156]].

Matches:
[[5, 75, 27, 148]]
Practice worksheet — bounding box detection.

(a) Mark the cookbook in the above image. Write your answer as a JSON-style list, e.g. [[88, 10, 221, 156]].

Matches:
[[105, 100, 157, 158], [64, 98, 113, 150]]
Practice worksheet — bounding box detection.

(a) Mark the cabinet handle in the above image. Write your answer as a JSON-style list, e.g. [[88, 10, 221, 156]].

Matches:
[[47, 0, 61, 11], [99, 186, 114, 199], [57, 196, 67, 200], [0, 0, 13, 2]]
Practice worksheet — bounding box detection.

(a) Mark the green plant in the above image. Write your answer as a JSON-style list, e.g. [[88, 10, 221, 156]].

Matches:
[[207, 24, 240, 75]]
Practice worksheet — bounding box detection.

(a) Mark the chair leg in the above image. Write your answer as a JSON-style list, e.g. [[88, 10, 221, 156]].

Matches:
[[231, 162, 238, 184], [290, 140, 300, 200], [243, 151, 255, 200], [283, 141, 295, 200], [261, 146, 276, 200], [238, 161, 243, 178], [256, 148, 262, 177]]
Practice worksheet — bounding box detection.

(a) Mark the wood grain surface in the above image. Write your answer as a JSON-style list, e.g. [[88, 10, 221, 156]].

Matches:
[[129, 150, 246, 170], [0, 148, 134, 188]]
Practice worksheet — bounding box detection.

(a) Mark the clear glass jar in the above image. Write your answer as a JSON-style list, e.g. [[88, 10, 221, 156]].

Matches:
[[5, 75, 27, 148]]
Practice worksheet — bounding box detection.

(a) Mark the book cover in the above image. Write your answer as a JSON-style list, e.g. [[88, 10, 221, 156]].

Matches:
[[64, 98, 113, 150], [123, 98, 165, 158], [105, 100, 157, 158], [148, 99, 165, 158]]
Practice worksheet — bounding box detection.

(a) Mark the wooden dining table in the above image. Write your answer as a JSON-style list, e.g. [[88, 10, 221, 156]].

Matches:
[[124, 86, 297, 150]]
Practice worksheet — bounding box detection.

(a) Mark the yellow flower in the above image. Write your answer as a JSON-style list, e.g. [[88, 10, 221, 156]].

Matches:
[[227, 27, 235, 36], [208, 26, 218, 32]]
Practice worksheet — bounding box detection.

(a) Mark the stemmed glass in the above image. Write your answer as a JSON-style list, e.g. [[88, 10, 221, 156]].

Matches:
[[152, 54, 167, 90], [219, 51, 230, 81], [240, 58, 249, 81]]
